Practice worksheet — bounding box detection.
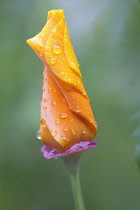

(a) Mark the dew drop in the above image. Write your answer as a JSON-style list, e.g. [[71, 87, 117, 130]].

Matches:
[[55, 119, 60, 125], [71, 126, 76, 135], [75, 106, 81, 113], [68, 78, 71, 82], [40, 52, 43, 57], [71, 62, 76, 68], [51, 130, 57, 137], [89, 118, 93, 123], [50, 57, 56, 65], [53, 89, 56, 92], [61, 72, 65, 75], [62, 97, 66, 103], [40, 119, 46, 126], [52, 28, 57, 33], [48, 88, 52, 93], [53, 45, 62, 54], [43, 107, 47, 111], [61, 135, 67, 140], [52, 100, 57, 106], [36, 130, 41, 140], [43, 98, 47, 102], [42, 32, 45, 37], [82, 128, 87, 134], [61, 113, 68, 119], [50, 108, 53, 112], [76, 79, 81, 84], [82, 90, 86, 96], [64, 127, 68, 131], [95, 121, 98, 127]]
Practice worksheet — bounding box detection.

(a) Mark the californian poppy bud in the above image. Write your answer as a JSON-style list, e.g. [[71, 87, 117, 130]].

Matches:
[[27, 9, 97, 158]]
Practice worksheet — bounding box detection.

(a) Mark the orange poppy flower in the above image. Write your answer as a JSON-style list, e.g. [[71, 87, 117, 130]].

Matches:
[[27, 9, 97, 158]]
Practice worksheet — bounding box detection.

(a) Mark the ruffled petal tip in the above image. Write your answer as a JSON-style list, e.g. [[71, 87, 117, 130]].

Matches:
[[41, 140, 98, 159]]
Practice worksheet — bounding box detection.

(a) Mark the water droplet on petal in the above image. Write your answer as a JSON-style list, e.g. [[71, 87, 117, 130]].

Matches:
[[89, 118, 93, 123], [55, 119, 60, 125], [71, 126, 76, 135], [82, 128, 87, 134], [42, 32, 45, 37], [61, 72, 65, 75], [50, 108, 53, 112], [71, 62, 76, 69], [53, 89, 56, 92], [64, 127, 68, 131], [36, 130, 41, 139], [48, 88, 52, 93], [95, 121, 98, 127], [76, 79, 81, 84], [75, 106, 81, 113], [40, 119, 46, 126], [82, 90, 86, 96], [51, 130, 57, 137], [62, 97, 66, 103], [52, 28, 57, 33], [43, 98, 47, 102], [52, 100, 57, 106], [43, 107, 47, 111], [53, 45, 62, 54], [61, 135, 67, 140], [61, 113, 68, 119], [50, 58, 56, 65]]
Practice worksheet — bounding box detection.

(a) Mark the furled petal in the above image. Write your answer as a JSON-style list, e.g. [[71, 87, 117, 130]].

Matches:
[[27, 9, 97, 153]]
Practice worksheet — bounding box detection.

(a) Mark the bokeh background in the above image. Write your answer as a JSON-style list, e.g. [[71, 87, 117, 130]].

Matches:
[[1, 0, 140, 209]]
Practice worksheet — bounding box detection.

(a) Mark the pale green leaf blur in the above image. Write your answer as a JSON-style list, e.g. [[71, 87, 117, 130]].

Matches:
[[1, 0, 140, 210]]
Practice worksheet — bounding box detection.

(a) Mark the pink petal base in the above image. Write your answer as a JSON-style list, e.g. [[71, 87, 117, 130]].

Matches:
[[41, 140, 98, 159]]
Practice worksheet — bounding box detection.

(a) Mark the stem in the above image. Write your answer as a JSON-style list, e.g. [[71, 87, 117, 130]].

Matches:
[[70, 169, 85, 210], [62, 153, 85, 210]]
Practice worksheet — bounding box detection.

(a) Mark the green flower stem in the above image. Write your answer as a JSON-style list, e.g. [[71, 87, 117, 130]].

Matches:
[[69, 169, 85, 210], [62, 153, 85, 210]]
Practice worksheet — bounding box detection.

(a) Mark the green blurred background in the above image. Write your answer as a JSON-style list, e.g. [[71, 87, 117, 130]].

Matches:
[[1, 0, 140, 209]]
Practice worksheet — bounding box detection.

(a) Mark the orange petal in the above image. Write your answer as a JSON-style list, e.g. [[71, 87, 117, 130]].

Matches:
[[27, 9, 97, 152]]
